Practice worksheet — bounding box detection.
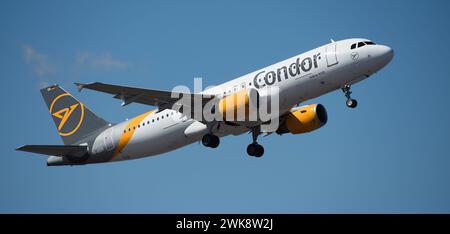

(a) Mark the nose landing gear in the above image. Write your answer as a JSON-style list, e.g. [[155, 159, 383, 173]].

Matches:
[[342, 84, 358, 108]]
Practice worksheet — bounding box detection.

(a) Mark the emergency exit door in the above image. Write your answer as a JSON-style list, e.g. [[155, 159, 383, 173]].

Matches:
[[325, 43, 338, 67]]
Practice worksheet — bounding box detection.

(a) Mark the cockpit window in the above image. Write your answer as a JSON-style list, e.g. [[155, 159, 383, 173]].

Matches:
[[352, 41, 376, 50]]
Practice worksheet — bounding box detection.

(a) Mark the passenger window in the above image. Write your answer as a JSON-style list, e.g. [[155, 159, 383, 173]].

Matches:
[[152, 119, 154, 123], [351, 44, 356, 50], [358, 42, 365, 48]]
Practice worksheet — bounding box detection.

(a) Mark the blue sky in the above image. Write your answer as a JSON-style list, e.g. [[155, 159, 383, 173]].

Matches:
[[1, 0, 450, 213]]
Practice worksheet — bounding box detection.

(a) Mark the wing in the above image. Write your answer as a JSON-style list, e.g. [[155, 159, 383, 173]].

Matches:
[[75, 82, 216, 121], [75, 82, 215, 107], [16, 145, 88, 157]]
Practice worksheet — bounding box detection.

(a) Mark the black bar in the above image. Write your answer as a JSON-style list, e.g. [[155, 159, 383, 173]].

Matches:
[[0, 214, 449, 233]]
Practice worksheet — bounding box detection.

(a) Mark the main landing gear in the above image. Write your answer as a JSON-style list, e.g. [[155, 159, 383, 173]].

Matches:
[[342, 84, 358, 108], [247, 128, 264, 157], [202, 134, 220, 148], [201, 125, 264, 158]]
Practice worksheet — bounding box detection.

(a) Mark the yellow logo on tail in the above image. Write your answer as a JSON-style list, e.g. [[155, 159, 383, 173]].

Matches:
[[49, 93, 85, 137], [52, 103, 80, 131]]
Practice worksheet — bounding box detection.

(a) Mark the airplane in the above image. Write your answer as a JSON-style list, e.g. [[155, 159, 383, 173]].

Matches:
[[16, 38, 393, 166]]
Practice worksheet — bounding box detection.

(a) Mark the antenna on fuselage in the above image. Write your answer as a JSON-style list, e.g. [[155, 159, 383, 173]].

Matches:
[[330, 39, 335, 43]]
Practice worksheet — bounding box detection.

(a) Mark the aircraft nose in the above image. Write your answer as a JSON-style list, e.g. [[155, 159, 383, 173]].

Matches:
[[377, 45, 394, 64]]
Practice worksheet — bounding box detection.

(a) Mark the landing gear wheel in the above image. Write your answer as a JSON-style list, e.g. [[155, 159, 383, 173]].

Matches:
[[346, 99, 358, 108], [254, 144, 264, 157], [342, 84, 358, 108], [247, 143, 264, 157], [202, 134, 220, 148], [247, 144, 256, 156]]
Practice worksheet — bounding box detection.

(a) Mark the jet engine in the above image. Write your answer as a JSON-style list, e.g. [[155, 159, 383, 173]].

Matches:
[[218, 88, 259, 121], [276, 104, 328, 134]]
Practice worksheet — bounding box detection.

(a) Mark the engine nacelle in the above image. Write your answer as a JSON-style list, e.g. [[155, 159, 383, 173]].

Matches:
[[218, 88, 259, 121], [277, 104, 328, 135]]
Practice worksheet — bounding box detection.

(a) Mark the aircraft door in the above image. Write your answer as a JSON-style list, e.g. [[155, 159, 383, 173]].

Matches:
[[103, 128, 115, 151], [325, 43, 338, 67]]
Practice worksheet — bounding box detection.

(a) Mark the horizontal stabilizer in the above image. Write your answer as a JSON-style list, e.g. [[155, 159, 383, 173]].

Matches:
[[16, 145, 87, 156]]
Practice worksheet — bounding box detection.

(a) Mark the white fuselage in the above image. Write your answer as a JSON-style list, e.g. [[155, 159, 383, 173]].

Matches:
[[90, 38, 393, 162]]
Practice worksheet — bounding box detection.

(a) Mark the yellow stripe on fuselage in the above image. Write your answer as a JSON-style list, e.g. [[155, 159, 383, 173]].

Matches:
[[112, 110, 155, 161]]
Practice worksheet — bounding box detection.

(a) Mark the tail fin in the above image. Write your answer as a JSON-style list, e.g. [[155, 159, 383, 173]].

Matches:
[[41, 84, 110, 145]]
